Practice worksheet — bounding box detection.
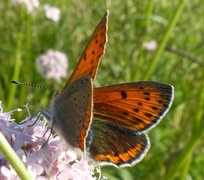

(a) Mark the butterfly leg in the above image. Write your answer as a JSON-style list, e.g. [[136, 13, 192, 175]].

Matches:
[[42, 116, 56, 148]]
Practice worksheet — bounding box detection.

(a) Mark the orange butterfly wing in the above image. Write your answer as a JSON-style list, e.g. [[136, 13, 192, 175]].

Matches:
[[93, 81, 174, 132], [85, 81, 173, 166], [86, 119, 150, 167], [63, 10, 108, 90], [57, 11, 108, 151]]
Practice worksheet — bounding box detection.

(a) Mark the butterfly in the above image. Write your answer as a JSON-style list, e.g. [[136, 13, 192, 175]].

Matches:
[[44, 10, 174, 168]]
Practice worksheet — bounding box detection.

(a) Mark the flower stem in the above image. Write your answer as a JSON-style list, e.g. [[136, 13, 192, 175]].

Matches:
[[144, 0, 186, 80], [165, 79, 204, 179], [0, 132, 32, 180], [8, 5, 25, 110]]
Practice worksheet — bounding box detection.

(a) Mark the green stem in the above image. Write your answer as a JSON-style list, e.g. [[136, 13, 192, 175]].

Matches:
[[166, 130, 202, 180], [133, 0, 153, 81], [20, 13, 32, 108], [144, 0, 186, 80], [0, 132, 32, 179], [165, 80, 204, 179], [7, 5, 25, 110], [145, 0, 153, 28], [180, 154, 192, 180]]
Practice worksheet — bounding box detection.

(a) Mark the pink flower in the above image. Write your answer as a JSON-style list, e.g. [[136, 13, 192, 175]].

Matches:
[[44, 5, 61, 22], [36, 50, 69, 83], [143, 40, 157, 51], [0, 101, 99, 179]]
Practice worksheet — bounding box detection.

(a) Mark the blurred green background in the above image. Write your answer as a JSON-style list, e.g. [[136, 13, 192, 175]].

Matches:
[[0, 0, 204, 179]]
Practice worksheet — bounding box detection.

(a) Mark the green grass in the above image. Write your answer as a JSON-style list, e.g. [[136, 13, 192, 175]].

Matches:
[[1, 0, 204, 179]]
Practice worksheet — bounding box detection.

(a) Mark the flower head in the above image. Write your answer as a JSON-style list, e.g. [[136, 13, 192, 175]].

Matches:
[[36, 50, 69, 83], [143, 40, 157, 51], [0, 101, 99, 179], [11, 0, 40, 13], [44, 5, 61, 22]]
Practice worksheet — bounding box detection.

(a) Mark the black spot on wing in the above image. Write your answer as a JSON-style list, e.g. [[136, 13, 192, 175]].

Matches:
[[84, 53, 87, 60], [133, 108, 139, 113], [121, 90, 127, 99], [138, 102, 142, 106], [145, 113, 153, 118], [144, 97, 150, 101]]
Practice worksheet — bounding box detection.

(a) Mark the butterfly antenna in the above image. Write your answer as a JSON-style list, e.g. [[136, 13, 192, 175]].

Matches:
[[11, 80, 57, 92]]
